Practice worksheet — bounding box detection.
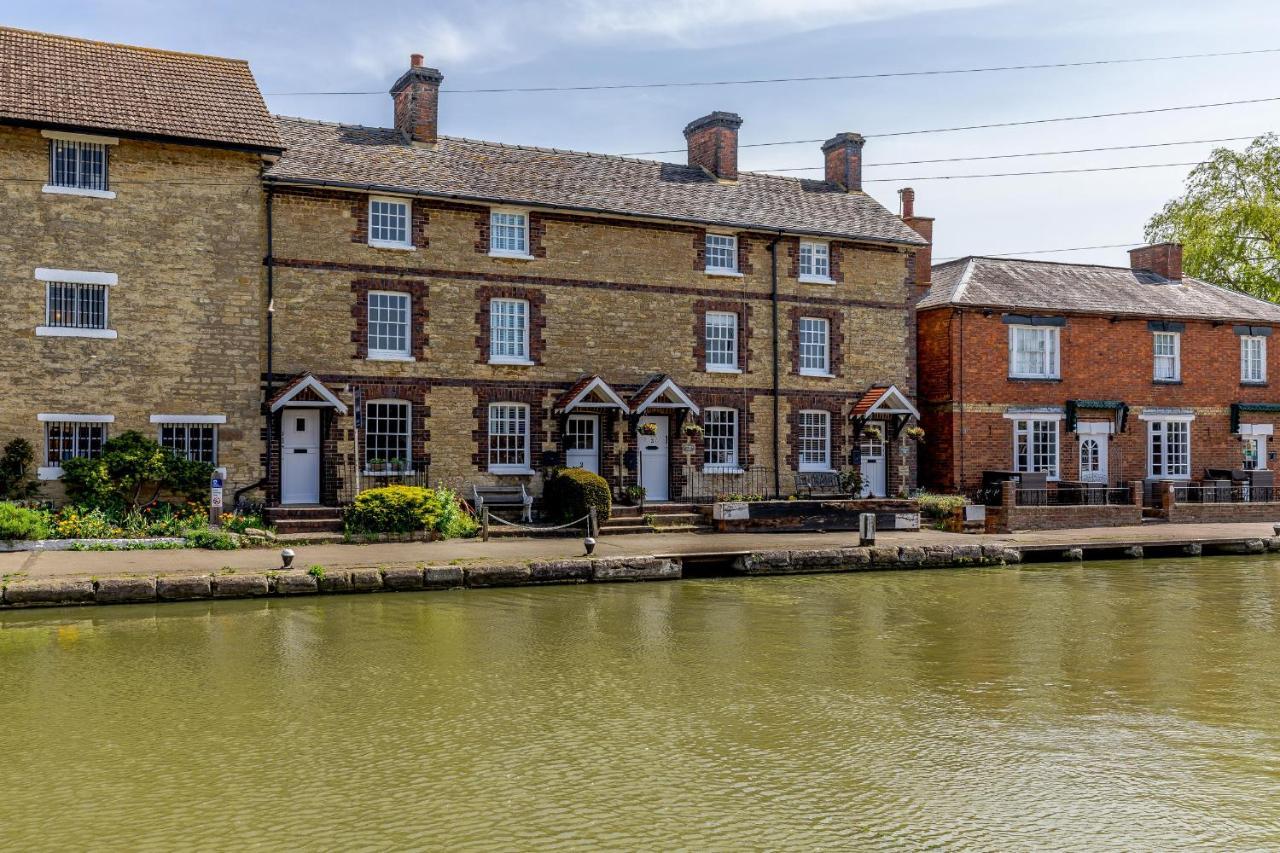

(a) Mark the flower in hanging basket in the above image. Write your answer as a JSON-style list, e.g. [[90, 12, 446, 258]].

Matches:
[[638, 422, 658, 436], [682, 423, 704, 439], [904, 425, 926, 444], [861, 424, 883, 440]]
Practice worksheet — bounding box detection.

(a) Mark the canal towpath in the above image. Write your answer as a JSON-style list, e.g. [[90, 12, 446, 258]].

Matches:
[[4, 521, 1280, 580]]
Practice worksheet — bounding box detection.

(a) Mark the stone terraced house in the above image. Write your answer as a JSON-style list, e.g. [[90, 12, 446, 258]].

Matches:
[[259, 55, 929, 519], [918, 244, 1280, 495], [0, 27, 282, 498]]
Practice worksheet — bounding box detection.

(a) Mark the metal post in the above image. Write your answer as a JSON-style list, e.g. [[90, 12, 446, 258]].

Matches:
[[481, 506, 490, 542], [589, 506, 597, 539]]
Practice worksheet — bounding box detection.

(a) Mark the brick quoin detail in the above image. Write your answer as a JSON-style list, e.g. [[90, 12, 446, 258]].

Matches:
[[474, 285, 548, 365], [788, 305, 845, 377], [694, 300, 754, 373], [471, 385, 549, 471], [785, 394, 847, 471], [829, 241, 847, 284], [737, 233, 755, 276], [691, 228, 707, 271], [350, 278, 429, 360]]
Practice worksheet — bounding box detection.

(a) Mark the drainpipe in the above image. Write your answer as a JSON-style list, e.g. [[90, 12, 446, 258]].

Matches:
[[769, 232, 782, 498], [264, 185, 276, 499]]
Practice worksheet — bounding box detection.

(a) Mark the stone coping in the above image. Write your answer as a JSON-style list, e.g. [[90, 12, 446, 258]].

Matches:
[[0, 537, 186, 553], [7, 536, 1277, 610]]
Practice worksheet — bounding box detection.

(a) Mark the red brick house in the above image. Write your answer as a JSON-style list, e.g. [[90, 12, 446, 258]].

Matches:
[[918, 243, 1280, 494]]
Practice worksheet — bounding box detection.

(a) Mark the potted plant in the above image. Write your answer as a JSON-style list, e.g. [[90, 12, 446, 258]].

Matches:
[[637, 422, 658, 437], [904, 425, 926, 445], [682, 423, 704, 439], [368, 457, 388, 474], [839, 468, 865, 498], [625, 485, 646, 505]]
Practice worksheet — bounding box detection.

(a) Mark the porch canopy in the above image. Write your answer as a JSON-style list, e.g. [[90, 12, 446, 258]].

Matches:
[[554, 375, 629, 413], [268, 373, 348, 414], [849, 384, 919, 439], [629, 375, 701, 416], [1066, 400, 1128, 434]]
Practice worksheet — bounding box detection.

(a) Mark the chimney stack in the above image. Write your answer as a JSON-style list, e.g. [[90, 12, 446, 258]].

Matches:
[[823, 133, 865, 192], [390, 54, 444, 145], [899, 187, 934, 291], [1129, 242, 1183, 282], [684, 112, 743, 181]]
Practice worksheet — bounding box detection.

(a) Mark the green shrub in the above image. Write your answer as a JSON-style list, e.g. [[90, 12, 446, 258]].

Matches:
[[0, 439, 40, 501], [185, 529, 239, 550], [60, 431, 214, 511], [543, 467, 611, 523], [916, 492, 968, 520], [345, 486, 478, 538], [0, 503, 52, 541]]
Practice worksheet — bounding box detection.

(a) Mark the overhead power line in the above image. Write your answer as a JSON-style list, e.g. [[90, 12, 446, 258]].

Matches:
[[935, 243, 1142, 262], [263, 46, 1280, 96], [622, 95, 1280, 155], [758, 134, 1262, 171], [863, 160, 1203, 183]]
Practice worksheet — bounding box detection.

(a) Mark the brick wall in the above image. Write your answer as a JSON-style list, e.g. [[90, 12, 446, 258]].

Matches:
[[0, 126, 265, 498], [919, 306, 1280, 493]]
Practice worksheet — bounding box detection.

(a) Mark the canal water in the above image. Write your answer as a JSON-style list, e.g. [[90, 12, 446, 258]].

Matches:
[[2, 558, 1280, 850]]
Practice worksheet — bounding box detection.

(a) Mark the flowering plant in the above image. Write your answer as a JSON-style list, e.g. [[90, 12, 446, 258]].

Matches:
[[904, 425, 926, 444], [682, 423, 704, 438], [638, 422, 658, 436]]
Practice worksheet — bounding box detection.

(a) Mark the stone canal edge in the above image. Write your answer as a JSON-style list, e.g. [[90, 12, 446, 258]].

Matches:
[[4, 536, 1280, 609]]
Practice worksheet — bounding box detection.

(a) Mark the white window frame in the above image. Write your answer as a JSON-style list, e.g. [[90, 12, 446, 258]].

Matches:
[[1144, 416, 1193, 480], [704, 233, 741, 276], [367, 290, 413, 361], [797, 410, 832, 472], [33, 268, 119, 340], [798, 241, 834, 284], [489, 298, 532, 365], [488, 403, 532, 474], [363, 399, 413, 474], [152, 416, 224, 465], [489, 208, 533, 259], [1241, 335, 1267, 384], [797, 316, 831, 377], [367, 196, 413, 250], [37, 412, 114, 480], [702, 407, 741, 473], [42, 130, 117, 199], [1153, 331, 1181, 382], [704, 311, 740, 373], [1006, 414, 1061, 480], [1008, 325, 1060, 380]]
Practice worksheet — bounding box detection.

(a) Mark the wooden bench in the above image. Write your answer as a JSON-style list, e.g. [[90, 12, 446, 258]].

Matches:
[[795, 471, 843, 497], [471, 484, 533, 523]]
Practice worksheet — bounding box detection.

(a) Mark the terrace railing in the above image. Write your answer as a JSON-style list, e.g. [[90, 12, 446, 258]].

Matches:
[[1169, 482, 1275, 504], [1015, 486, 1135, 507], [335, 464, 432, 506], [681, 464, 781, 505]]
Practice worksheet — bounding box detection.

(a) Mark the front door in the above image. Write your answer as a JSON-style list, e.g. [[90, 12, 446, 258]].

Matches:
[[638, 415, 669, 502], [1079, 433, 1109, 484], [281, 409, 320, 504], [860, 428, 887, 498], [565, 414, 599, 474]]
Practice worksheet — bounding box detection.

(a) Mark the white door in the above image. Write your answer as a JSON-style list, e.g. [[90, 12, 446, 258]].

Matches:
[[638, 416, 669, 502], [1079, 434, 1108, 484], [565, 414, 599, 474], [860, 429, 887, 498], [281, 409, 320, 505]]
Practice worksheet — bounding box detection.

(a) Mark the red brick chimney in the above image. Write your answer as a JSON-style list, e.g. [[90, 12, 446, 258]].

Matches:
[[899, 187, 934, 290], [1129, 242, 1183, 282], [390, 53, 444, 145], [823, 132, 865, 191], [684, 112, 743, 181]]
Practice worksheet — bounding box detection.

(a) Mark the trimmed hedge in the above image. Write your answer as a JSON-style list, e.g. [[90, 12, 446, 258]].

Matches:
[[345, 485, 478, 538], [543, 467, 611, 524]]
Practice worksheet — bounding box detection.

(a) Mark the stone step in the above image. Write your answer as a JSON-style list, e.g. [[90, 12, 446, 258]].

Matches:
[[271, 517, 344, 535], [265, 505, 345, 520]]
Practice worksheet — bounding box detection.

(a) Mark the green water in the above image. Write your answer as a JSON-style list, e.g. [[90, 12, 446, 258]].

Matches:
[[2, 559, 1280, 850]]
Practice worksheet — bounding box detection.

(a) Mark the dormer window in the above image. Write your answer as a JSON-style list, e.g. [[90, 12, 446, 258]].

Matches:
[[368, 197, 412, 249], [42, 130, 117, 199], [490, 210, 532, 258]]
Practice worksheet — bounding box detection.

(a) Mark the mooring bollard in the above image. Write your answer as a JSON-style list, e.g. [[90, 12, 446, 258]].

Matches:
[[859, 512, 876, 546], [481, 506, 490, 542]]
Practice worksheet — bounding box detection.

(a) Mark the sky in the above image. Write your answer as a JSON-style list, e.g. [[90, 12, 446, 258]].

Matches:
[[8, 0, 1280, 266]]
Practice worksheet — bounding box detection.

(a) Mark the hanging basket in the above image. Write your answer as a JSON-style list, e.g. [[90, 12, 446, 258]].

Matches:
[[637, 422, 658, 437]]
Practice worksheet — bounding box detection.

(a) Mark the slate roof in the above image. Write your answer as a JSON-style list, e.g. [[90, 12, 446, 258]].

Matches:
[[0, 26, 282, 151], [919, 256, 1280, 323], [266, 117, 927, 245]]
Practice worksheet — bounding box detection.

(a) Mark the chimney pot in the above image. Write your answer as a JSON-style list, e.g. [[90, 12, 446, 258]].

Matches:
[[899, 187, 915, 218], [683, 111, 743, 181], [822, 132, 865, 192], [390, 56, 444, 144], [1129, 242, 1183, 282]]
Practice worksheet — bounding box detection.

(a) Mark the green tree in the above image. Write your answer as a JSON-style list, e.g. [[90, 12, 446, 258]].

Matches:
[[61, 430, 213, 510], [1145, 134, 1280, 300], [0, 438, 41, 500]]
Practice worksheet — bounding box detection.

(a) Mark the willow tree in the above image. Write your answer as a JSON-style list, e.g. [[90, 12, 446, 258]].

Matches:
[[1145, 133, 1280, 300]]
